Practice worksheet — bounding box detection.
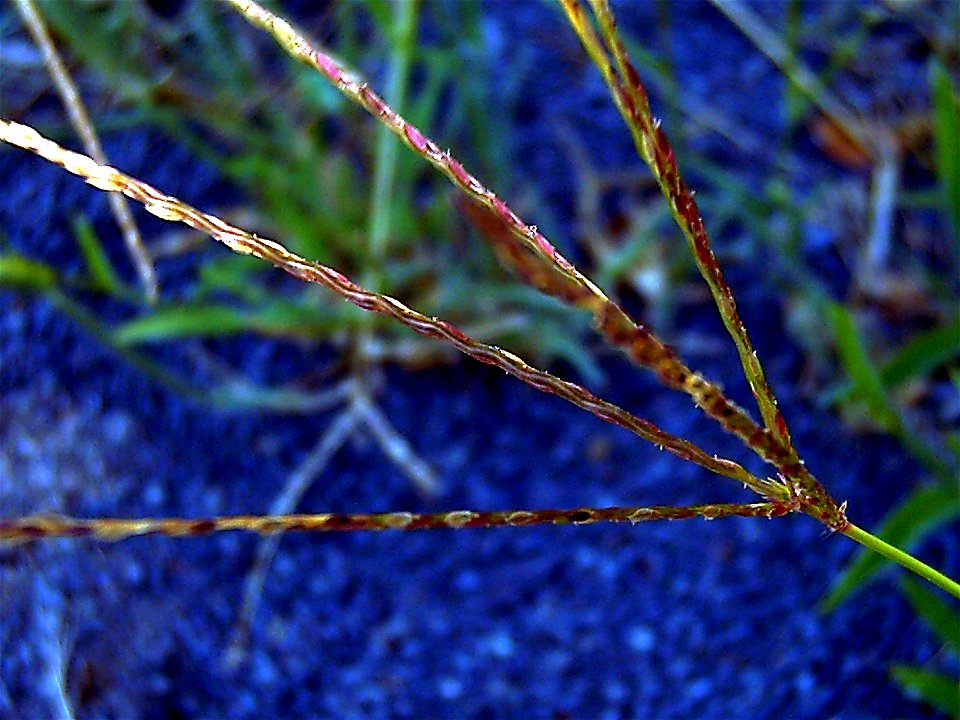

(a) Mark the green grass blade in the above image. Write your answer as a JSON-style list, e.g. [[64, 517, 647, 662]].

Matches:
[[0, 253, 58, 290], [828, 302, 899, 429], [890, 666, 960, 718], [2, 265, 347, 412], [901, 577, 960, 654], [114, 300, 358, 345], [197, 254, 266, 302], [828, 302, 951, 476], [823, 482, 960, 610], [365, 0, 418, 292], [930, 59, 960, 243], [879, 320, 960, 390], [72, 214, 124, 294], [825, 319, 960, 404], [114, 304, 254, 344]]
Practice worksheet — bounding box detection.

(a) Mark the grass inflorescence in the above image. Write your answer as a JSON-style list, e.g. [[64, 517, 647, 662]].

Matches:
[[2, 0, 956, 612], [0, 0, 958, 715]]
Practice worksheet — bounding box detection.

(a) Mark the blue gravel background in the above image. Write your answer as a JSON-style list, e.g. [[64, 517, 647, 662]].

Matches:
[[1, 1, 957, 718]]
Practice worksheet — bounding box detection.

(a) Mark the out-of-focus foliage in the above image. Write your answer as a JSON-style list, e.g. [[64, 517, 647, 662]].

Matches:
[[5, 0, 603, 394], [930, 59, 959, 242]]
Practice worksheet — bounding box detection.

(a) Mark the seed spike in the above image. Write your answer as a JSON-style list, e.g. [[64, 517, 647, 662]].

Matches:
[[579, 0, 793, 452], [558, 0, 849, 532], [0, 502, 795, 543]]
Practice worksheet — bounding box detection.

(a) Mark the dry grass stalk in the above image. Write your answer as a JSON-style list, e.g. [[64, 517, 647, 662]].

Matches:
[[13, 0, 159, 304]]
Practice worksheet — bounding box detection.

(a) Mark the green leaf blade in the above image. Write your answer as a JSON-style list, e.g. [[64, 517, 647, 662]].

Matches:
[[891, 666, 960, 718], [0, 253, 58, 291], [930, 59, 960, 243], [72, 214, 124, 295], [828, 302, 898, 429], [880, 321, 960, 390], [828, 302, 951, 477], [901, 577, 960, 654], [113, 304, 255, 345]]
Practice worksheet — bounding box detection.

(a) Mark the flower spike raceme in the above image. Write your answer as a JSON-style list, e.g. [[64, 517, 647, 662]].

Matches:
[[557, 0, 860, 532]]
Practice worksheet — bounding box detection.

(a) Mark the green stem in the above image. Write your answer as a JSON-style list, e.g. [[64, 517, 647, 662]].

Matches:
[[367, 0, 418, 280], [357, 0, 418, 362], [843, 523, 960, 600]]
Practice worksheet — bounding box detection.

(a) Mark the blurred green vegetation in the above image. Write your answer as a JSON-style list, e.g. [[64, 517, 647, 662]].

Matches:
[[2, 0, 603, 410], [893, 577, 960, 718]]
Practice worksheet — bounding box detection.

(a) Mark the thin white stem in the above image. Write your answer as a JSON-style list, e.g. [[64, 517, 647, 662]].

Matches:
[[14, 0, 159, 303], [224, 410, 358, 668]]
